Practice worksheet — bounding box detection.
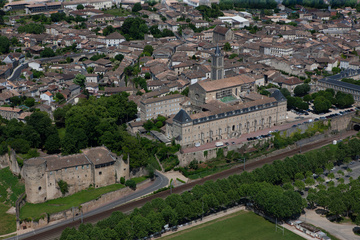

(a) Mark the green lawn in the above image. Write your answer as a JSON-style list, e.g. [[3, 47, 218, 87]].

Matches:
[[103, 8, 131, 17], [57, 128, 66, 141], [0, 167, 25, 206], [20, 183, 125, 220], [132, 176, 148, 184], [0, 203, 16, 235], [161, 211, 304, 240]]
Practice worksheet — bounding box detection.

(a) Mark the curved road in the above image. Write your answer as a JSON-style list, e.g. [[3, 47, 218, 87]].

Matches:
[[7, 171, 168, 240], [7, 130, 356, 240]]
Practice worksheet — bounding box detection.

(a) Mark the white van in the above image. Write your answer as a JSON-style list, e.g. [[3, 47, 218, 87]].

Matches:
[[215, 142, 224, 147]]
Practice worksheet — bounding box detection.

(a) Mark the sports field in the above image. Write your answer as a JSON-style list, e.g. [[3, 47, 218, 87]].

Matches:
[[161, 211, 304, 240]]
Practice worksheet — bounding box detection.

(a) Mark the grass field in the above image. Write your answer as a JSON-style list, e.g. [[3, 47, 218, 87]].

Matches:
[[103, 8, 131, 17], [20, 183, 126, 220], [0, 203, 16, 235], [0, 167, 25, 206], [161, 211, 304, 240]]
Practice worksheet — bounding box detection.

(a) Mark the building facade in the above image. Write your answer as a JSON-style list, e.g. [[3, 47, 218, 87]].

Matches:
[[23, 146, 129, 203], [140, 94, 185, 120], [166, 90, 287, 148]]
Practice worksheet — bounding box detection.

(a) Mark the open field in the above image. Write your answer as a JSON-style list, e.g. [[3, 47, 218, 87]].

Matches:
[[103, 8, 131, 17], [161, 211, 304, 240], [20, 183, 126, 220], [0, 167, 24, 206], [0, 203, 16, 235]]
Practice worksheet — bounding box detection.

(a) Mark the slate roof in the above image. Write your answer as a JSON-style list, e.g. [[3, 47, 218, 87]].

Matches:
[[173, 109, 191, 124], [268, 88, 287, 102]]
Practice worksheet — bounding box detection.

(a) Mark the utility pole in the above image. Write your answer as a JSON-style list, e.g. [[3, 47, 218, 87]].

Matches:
[[201, 197, 204, 221], [244, 158, 246, 171]]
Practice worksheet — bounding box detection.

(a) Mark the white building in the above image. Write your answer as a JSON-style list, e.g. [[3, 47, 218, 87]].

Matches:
[[63, 0, 112, 10], [218, 16, 250, 28], [40, 91, 53, 105]]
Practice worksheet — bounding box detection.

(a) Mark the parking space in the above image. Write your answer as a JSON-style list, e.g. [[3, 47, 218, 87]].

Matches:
[[288, 105, 355, 122]]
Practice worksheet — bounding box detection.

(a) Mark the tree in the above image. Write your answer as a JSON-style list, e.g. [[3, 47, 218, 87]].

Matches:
[[305, 177, 315, 187], [40, 47, 56, 58], [102, 25, 115, 36], [74, 74, 85, 87], [114, 54, 124, 62], [125, 179, 136, 190], [132, 2, 142, 12], [224, 42, 231, 51], [303, 94, 312, 102], [294, 83, 310, 97], [294, 180, 305, 191], [280, 88, 291, 98], [9, 138, 30, 154], [24, 98, 35, 107], [0, 36, 10, 54], [18, 23, 45, 34], [143, 45, 154, 56], [314, 96, 332, 113], [44, 133, 61, 154], [77, 4, 84, 10], [332, 67, 341, 75]]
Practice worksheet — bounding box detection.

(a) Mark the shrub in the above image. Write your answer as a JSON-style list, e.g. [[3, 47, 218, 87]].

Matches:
[[125, 179, 136, 190], [58, 180, 69, 195], [120, 177, 125, 184]]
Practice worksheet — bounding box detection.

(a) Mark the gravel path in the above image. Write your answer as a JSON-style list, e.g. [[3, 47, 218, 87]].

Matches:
[[299, 208, 357, 240]]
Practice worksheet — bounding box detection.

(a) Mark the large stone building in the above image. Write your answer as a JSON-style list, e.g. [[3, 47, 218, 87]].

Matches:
[[166, 90, 287, 148], [23, 146, 129, 203], [139, 94, 186, 120], [213, 25, 233, 43], [188, 75, 255, 106]]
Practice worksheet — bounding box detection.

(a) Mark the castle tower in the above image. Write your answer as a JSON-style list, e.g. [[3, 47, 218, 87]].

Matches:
[[211, 45, 224, 80]]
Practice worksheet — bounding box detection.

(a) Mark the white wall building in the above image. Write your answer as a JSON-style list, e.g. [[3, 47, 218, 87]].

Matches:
[[218, 16, 250, 28]]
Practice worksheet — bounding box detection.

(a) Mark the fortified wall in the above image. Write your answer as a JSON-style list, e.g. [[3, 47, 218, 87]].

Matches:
[[22, 146, 130, 204]]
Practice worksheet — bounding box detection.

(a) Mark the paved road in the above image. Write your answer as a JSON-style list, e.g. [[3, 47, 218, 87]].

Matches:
[[300, 209, 357, 240], [9, 130, 356, 240], [8, 62, 28, 81], [37, 52, 98, 63], [7, 171, 168, 240]]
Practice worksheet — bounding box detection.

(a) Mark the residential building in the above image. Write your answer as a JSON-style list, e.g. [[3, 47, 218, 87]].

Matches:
[[140, 94, 185, 120]]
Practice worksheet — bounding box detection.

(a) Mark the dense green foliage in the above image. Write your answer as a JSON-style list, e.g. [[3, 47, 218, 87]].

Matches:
[[40, 47, 56, 58], [61, 137, 360, 239], [196, 4, 224, 19], [0, 112, 60, 154], [272, 121, 330, 149], [120, 17, 148, 40], [0, 36, 9, 54], [219, 0, 277, 9], [18, 23, 45, 34], [282, 0, 327, 8], [294, 84, 310, 97]]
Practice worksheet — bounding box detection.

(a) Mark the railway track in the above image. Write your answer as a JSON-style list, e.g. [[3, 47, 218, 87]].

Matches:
[[21, 130, 356, 240]]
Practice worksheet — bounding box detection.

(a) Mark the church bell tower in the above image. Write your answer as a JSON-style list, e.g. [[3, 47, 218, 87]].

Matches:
[[211, 45, 224, 80]]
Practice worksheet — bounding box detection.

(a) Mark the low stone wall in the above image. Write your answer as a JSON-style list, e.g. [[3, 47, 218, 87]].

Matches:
[[17, 179, 151, 231], [177, 147, 223, 167]]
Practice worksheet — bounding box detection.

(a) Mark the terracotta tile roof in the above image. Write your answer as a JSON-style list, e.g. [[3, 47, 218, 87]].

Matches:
[[0, 107, 22, 113], [198, 75, 255, 92]]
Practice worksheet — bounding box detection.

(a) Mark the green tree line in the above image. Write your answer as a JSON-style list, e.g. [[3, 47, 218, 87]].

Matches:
[[60, 137, 360, 239]]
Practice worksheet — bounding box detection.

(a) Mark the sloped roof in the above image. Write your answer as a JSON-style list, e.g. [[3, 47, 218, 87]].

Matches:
[[173, 109, 191, 124]]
